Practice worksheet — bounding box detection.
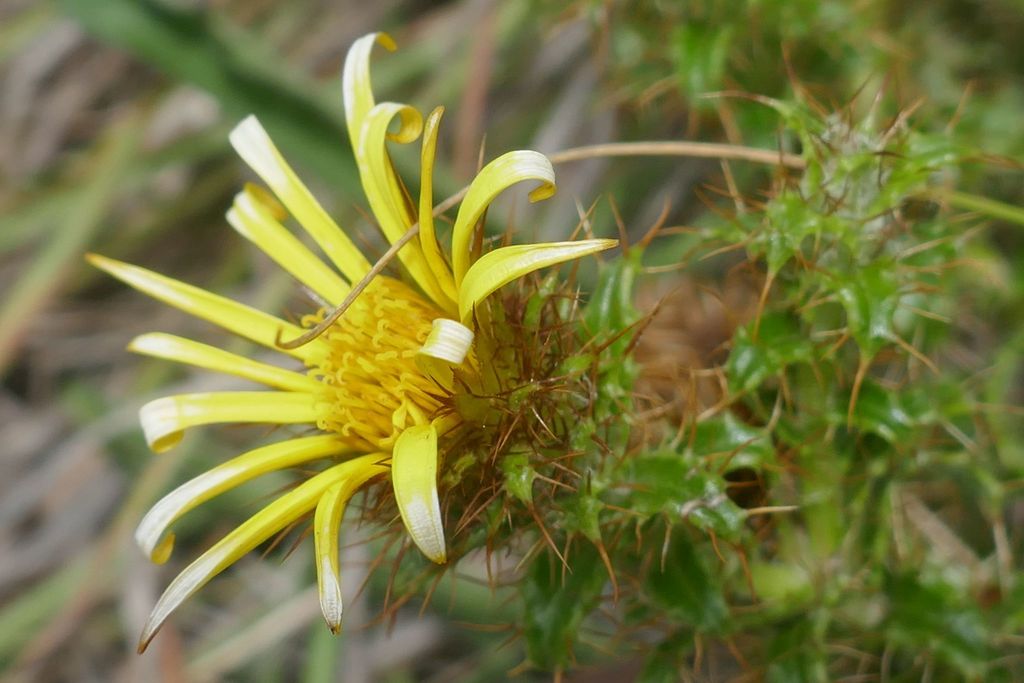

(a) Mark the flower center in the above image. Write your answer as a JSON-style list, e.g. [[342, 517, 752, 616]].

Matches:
[[304, 276, 446, 451]]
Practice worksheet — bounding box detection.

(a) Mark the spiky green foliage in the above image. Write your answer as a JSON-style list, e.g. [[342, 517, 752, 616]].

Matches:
[[506, 93, 1023, 681]]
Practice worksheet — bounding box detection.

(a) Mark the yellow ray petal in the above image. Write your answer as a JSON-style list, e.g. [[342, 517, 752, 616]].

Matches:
[[129, 333, 320, 393], [139, 391, 319, 453], [391, 423, 446, 563], [313, 460, 388, 632], [355, 101, 422, 240], [418, 107, 458, 303], [137, 455, 386, 653], [458, 239, 617, 324], [341, 34, 453, 310], [451, 151, 557, 287], [229, 116, 371, 282], [341, 32, 396, 155], [356, 103, 452, 308], [136, 435, 351, 564], [86, 253, 327, 363], [227, 185, 351, 305]]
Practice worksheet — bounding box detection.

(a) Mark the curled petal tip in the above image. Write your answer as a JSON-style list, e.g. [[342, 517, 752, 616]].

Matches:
[[418, 319, 474, 365], [375, 32, 397, 51], [451, 150, 559, 285], [139, 397, 184, 453], [147, 533, 175, 565], [528, 181, 557, 203], [378, 103, 423, 144]]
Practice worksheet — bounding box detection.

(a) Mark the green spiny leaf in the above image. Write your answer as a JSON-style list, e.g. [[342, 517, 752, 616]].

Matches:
[[645, 529, 728, 632], [522, 542, 607, 670]]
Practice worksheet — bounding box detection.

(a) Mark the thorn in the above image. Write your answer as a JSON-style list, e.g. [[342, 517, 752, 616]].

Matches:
[[638, 197, 672, 248], [528, 505, 569, 573], [847, 354, 871, 429], [608, 194, 629, 252], [595, 540, 619, 604], [751, 270, 775, 342], [890, 334, 939, 374]]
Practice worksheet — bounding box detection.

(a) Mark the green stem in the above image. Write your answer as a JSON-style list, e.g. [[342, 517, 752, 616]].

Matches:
[[943, 190, 1024, 227]]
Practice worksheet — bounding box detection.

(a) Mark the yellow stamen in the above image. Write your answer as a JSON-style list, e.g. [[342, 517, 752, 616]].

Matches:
[[306, 276, 446, 451]]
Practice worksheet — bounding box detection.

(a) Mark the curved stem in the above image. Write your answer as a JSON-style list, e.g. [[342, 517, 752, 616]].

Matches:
[[942, 190, 1024, 227], [549, 141, 805, 169]]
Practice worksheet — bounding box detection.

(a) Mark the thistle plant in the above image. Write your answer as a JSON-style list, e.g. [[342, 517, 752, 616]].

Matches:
[[81, 21, 1024, 683]]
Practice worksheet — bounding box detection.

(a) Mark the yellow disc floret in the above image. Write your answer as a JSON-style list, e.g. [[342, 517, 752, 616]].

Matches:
[[307, 276, 446, 451]]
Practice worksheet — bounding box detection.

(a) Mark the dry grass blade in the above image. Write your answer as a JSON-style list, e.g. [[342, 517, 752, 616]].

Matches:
[[0, 109, 146, 371]]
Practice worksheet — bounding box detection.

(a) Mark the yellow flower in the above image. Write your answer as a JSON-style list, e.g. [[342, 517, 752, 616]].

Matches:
[[89, 32, 615, 651]]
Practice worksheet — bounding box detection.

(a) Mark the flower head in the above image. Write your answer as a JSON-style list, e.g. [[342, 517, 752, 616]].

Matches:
[[90, 32, 614, 651]]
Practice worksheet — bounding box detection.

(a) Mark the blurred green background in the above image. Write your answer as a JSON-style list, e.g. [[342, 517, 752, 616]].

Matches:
[[1, 0, 1022, 681]]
